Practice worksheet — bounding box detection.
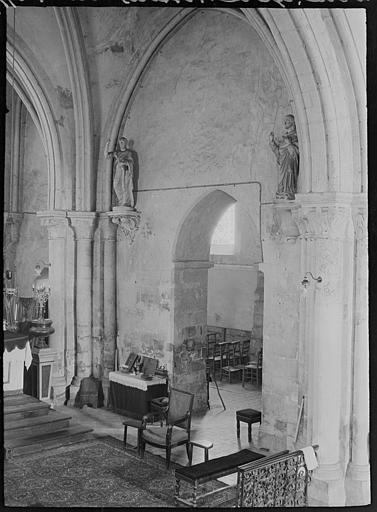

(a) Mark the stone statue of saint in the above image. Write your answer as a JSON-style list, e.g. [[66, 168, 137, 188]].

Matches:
[[105, 136, 135, 208], [269, 114, 299, 200]]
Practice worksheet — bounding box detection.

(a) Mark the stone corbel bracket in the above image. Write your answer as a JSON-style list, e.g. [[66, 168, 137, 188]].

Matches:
[[108, 209, 141, 245]]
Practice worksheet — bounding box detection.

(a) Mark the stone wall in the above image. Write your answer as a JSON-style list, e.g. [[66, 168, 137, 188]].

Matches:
[[207, 266, 258, 331], [114, 9, 289, 409]]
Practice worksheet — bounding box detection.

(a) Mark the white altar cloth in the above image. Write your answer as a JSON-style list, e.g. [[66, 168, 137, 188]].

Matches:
[[3, 340, 32, 391], [109, 371, 165, 391]]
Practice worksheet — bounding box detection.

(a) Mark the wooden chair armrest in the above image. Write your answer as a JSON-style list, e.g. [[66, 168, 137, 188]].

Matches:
[[173, 411, 191, 431], [141, 412, 155, 427]]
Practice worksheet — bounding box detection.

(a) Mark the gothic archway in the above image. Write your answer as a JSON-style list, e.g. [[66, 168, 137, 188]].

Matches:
[[171, 187, 261, 411]]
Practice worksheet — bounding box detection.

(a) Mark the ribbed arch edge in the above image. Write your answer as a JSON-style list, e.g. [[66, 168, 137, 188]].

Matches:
[[6, 37, 64, 210], [54, 7, 94, 211]]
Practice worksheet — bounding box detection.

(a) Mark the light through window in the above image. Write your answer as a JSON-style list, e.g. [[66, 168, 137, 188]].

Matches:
[[210, 204, 235, 255]]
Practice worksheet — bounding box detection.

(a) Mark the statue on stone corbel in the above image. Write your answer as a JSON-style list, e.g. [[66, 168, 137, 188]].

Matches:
[[109, 210, 141, 245], [269, 114, 299, 201], [105, 135, 141, 244], [105, 136, 135, 210]]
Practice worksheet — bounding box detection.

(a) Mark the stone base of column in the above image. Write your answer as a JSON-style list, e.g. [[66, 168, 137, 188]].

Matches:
[[308, 465, 345, 506], [51, 374, 69, 407], [257, 425, 287, 453], [345, 463, 371, 506], [102, 378, 110, 408], [66, 376, 81, 407]]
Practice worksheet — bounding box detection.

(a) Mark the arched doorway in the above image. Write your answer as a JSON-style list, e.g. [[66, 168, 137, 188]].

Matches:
[[171, 186, 262, 411]]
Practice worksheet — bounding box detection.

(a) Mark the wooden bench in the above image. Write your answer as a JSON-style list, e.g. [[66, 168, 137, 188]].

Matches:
[[236, 408, 261, 442], [190, 439, 213, 462], [174, 448, 265, 507]]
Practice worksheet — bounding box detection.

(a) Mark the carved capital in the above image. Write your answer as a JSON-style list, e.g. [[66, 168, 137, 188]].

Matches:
[[292, 205, 352, 241], [68, 212, 97, 240], [108, 210, 141, 245], [37, 210, 68, 240]]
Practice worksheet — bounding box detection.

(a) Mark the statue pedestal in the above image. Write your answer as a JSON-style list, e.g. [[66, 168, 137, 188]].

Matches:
[[29, 347, 57, 403], [112, 206, 135, 213], [108, 209, 141, 245], [27, 319, 56, 404]]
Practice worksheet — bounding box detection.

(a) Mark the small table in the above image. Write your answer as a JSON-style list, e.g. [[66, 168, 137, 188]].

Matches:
[[109, 371, 167, 418], [236, 409, 261, 442]]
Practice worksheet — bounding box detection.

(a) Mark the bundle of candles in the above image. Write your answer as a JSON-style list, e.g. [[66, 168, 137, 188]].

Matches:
[[32, 282, 51, 320], [3, 287, 19, 331]]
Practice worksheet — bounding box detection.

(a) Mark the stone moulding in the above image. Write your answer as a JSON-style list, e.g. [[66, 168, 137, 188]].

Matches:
[[108, 209, 141, 245]]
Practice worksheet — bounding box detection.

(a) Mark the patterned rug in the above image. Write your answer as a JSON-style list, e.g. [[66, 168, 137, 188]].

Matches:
[[4, 435, 237, 508]]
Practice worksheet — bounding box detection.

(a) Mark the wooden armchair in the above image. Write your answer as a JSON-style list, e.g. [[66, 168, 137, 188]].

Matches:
[[140, 388, 194, 469]]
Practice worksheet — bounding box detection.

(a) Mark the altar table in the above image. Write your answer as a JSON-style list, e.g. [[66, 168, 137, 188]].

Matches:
[[108, 371, 168, 419]]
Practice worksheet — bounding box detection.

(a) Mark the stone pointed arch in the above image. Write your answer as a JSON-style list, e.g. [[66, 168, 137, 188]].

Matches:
[[171, 189, 237, 412], [258, 8, 365, 194], [173, 189, 236, 263], [6, 38, 64, 210], [54, 6, 94, 211], [100, 7, 365, 206], [98, 8, 196, 212]]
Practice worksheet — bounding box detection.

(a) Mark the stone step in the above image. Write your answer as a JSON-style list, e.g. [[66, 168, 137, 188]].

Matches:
[[4, 398, 51, 421], [4, 390, 26, 398], [4, 392, 41, 405], [4, 410, 72, 439], [4, 424, 93, 460]]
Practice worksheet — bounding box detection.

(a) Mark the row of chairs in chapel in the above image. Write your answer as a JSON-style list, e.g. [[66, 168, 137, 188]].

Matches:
[[204, 333, 263, 385]]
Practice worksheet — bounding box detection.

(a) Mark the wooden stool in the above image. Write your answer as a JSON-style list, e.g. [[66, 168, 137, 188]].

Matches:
[[123, 417, 145, 454], [190, 439, 213, 462], [236, 409, 261, 443]]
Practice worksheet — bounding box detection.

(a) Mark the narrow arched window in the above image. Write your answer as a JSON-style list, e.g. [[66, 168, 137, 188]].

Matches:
[[210, 203, 235, 255]]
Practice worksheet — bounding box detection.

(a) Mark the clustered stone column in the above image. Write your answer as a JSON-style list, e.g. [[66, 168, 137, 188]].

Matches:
[[294, 194, 355, 506], [68, 212, 97, 385], [345, 200, 369, 505], [37, 210, 69, 403], [99, 213, 118, 405]]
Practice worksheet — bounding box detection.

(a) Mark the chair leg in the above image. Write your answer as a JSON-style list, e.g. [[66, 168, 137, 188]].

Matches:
[[237, 418, 240, 438], [166, 446, 171, 469], [123, 425, 128, 447], [140, 439, 145, 458], [137, 428, 142, 455], [186, 442, 193, 466], [248, 423, 252, 443]]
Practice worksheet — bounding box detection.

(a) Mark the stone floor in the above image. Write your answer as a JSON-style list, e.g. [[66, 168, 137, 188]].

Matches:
[[56, 378, 262, 487]]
